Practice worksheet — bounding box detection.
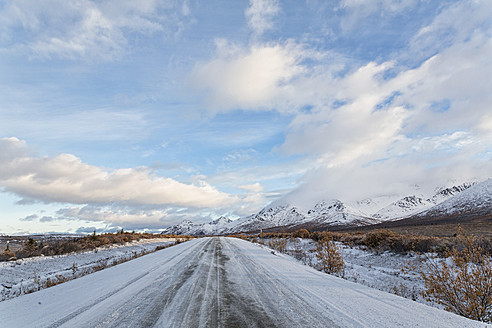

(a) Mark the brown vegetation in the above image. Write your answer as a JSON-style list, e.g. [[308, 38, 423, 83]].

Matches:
[[416, 228, 492, 322], [1, 232, 192, 262], [231, 228, 492, 257], [267, 238, 287, 253], [315, 237, 344, 276], [340, 217, 492, 238]]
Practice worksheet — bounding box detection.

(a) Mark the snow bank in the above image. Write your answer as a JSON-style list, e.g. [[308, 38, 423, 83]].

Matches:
[[1, 238, 175, 301]]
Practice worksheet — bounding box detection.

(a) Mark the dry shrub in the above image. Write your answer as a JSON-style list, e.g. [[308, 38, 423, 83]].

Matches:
[[44, 275, 68, 288], [315, 238, 344, 276], [3, 232, 169, 261], [1, 250, 16, 261], [261, 232, 290, 239], [303, 229, 488, 256], [60, 242, 82, 254], [268, 238, 287, 253], [419, 228, 492, 322], [335, 232, 365, 246], [288, 238, 308, 263], [155, 244, 171, 251], [231, 234, 249, 240], [392, 283, 419, 301], [15, 248, 41, 259], [293, 229, 310, 239], [310, 231, 329, 242], [363, 229, 398, 249], [408, 235, 439, 253]]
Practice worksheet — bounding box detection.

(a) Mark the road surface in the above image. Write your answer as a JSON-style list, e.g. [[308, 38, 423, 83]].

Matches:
[[0, 237, 487, 327]]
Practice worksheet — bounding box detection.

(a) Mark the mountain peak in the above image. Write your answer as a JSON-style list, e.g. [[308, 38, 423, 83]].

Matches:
[[162, 179, 490, 235], [210, 216, 233, 225]]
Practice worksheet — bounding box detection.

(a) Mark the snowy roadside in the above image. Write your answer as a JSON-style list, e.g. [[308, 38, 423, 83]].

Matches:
[[1, 238, 177, 301], [256, 238, 430, 306], [340, 243, 427, 302]]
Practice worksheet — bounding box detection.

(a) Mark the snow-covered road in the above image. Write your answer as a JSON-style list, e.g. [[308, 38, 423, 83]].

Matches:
[[0, 237, 487, 327]]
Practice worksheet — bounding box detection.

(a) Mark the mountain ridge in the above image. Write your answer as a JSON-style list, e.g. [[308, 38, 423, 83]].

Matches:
[[162, 180, 490, 235]]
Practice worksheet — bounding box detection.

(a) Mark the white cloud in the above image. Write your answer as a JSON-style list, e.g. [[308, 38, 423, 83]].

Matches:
[[280, 61, 409, 165], [0, 0, 189, 60], [0, 108, 149, 142], [29, 5, 124, 60], [271, 2, 492, 204], [478, 115, 492, 133], [245, 0, 280, 37], [235, 192, 267, 216], [189, 0, 492, 210], [57, 206, 169, 227], [238, 182, 264, 193], [0, 137, 236, 208], [234, 182, 267, 216], [338, 0, 417, 32], [223, 149, 257, 163], [55, 204, 237, 229], [339, 0, 416, 14], [408, 0, 492, 62], [282, 153, 491, 210], [192, 40, 309, 112]]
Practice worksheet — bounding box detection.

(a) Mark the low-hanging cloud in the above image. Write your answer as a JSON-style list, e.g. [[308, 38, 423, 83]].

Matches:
[[56, 204, 226, 230]]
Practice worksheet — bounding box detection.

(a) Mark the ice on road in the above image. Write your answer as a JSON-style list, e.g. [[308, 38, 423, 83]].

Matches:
[[0, 237, 487, 327]]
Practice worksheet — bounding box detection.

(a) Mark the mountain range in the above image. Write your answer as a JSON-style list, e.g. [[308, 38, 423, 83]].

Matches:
[[162, 179, 491, 236]]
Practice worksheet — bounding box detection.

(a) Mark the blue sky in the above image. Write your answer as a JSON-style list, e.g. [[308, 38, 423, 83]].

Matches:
[[0, 0, 491, 234]]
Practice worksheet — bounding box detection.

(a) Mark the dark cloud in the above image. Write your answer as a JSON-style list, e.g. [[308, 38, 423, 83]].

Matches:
[[39, 216, 56, 222], [19, 214, 38, 221]]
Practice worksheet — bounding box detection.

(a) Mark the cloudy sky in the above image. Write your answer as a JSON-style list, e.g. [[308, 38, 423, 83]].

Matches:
[[1, 0, 491, 234]]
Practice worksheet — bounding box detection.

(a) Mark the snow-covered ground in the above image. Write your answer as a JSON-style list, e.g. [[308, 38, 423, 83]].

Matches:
[[1, 238, 176, 301], [265, 238, 429, 305], [0, 237, 486, 327], [0, 235, 448, 309]]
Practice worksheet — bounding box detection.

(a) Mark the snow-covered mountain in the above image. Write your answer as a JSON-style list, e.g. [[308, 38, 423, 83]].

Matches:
[[373, 182, 476, 220], [163, 200, 378, 235], [162, 220, 196, 235], [373, 196, 433, 220], [162, 216, 233, 236], [412, 179, 491, 219], [228, 204, 307, 233], [306, 200, 379, 226], [226, 200, 378, 233], [353, 196, 401, 217], [162, 180, 490, 235], [429, 182, 476, 204]]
